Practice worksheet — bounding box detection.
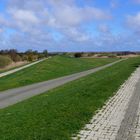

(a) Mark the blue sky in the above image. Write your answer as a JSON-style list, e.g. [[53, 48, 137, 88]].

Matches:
[[0, 0, 140, 52]]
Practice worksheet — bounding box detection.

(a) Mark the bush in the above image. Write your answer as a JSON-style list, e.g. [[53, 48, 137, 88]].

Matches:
[[108, 54, 117, 58], [74, 53, 83, 58], [0, 55, 12, 68], [13, 55, 22, 62], [27, 55, 38, 62], [21, 55, 28, 61], [38, 54, 45, 59]]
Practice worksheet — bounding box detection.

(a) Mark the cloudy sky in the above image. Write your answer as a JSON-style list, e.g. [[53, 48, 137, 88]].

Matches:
[[0, 0, 140, 52]]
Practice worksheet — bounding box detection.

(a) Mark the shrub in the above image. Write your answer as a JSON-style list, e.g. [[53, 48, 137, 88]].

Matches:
[[0, 55, 12, 68], [13, 55, 22, 62], [43, 50, 48, 57], [21, 55, 28, 61], [108, 54, 117, 58], [74, 53, 83, 58], [38, 54, 45, 59]]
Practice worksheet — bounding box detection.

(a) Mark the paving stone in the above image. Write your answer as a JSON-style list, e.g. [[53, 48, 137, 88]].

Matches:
[[72, 67, 140, 140]]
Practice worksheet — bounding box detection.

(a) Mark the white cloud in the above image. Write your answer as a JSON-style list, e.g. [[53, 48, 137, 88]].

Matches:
[[0, 0, 114, 51], [3, 8, 41, 33], [9, 9, 39, 24], [46, 4, 111, 27], [126, 12, 140, 31], [0, 14, 9, 27], [6, 0, 111, 35], [61, 27, 90, 42], [52, 6, 83, 26]]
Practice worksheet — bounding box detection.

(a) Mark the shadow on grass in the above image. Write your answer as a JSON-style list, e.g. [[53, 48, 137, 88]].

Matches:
[[132, 63, 140, 68]]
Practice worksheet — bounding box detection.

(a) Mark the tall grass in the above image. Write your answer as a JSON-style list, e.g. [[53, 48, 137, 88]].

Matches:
[[0, 55, 12, 68]]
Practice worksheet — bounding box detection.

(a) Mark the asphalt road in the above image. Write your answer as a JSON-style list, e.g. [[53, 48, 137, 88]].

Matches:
[[0, 59, 125, 109]]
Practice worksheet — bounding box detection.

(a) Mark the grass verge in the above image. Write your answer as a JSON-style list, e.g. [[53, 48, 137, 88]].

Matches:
[[0, 57, 139, 140], [0, 56, 117, 91]]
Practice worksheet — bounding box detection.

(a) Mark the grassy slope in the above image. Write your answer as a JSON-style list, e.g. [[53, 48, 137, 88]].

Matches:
[[0, 56, 117, 91], [0, 57, 140, 140], [0, 62, 29, 74], [0, 55, 12, 68]]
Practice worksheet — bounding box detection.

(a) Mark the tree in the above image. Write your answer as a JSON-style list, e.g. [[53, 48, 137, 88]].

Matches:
[[8, 49, 22, 62], [43, 50, 48, 57], [74, 53, 83, 58], [25, 49, 39, 61]]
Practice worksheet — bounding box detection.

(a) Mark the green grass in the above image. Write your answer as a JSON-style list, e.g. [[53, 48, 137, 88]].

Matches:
[[0, 56, 118, 91], [0, 57, 139, 140]]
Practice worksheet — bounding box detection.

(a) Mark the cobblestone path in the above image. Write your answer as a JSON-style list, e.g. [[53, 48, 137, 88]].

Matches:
[[73, 67, 140, 140]]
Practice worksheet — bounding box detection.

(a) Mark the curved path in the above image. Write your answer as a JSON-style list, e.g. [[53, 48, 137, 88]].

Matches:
[[0, 59, 124, 109], [73, 65, 140, 140]]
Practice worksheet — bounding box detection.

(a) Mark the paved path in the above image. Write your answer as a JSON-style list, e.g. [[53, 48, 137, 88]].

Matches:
[[0, 58, 47, 78], [0, 59, 123, 109], [73, 66, 140, 140], [115, 70, 140, 140]]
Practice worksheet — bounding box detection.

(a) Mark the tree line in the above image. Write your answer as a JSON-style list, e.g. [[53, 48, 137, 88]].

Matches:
[[0, 49, 48, 62]]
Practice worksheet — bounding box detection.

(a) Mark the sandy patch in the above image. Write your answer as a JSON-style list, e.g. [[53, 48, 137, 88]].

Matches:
[[0, 61, 28, 72]]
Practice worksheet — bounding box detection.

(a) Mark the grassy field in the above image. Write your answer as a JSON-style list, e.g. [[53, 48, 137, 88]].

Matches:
[[0, 57, 139, 140], [0, 56, 118, 91]]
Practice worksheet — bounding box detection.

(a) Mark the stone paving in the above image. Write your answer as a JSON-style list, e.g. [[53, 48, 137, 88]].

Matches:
[[115, 70, 140, 140], [73, 67, 140, 140], [134, 101, 140, 140]]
